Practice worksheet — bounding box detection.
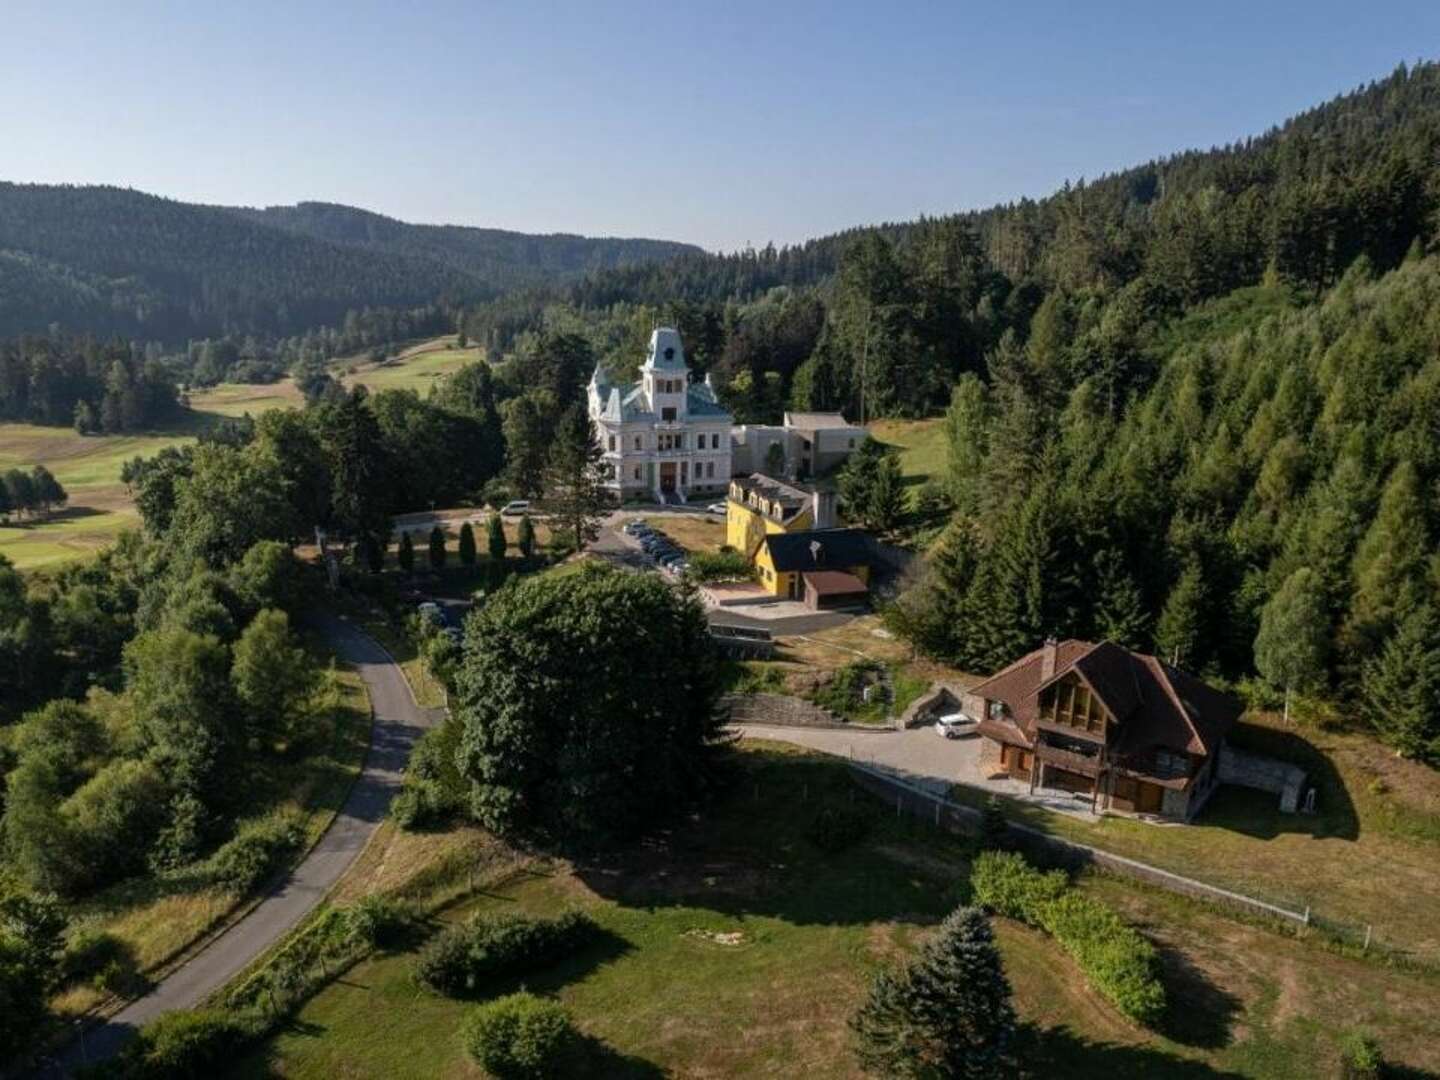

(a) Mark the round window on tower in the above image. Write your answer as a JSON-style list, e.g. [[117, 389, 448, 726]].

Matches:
[[664, 347, 675, 361]]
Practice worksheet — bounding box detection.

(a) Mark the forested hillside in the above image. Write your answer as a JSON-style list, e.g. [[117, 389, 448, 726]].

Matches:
[[465, 61, 1440, 422], [0, 185, 695, 343]]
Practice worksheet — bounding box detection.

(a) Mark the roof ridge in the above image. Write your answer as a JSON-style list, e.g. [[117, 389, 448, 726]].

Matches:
[[1147, 655, 1207, 753]]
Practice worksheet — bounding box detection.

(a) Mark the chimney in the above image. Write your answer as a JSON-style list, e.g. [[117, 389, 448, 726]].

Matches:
[[812, 489, 836, 530], [1040, 637, 1058, 680]]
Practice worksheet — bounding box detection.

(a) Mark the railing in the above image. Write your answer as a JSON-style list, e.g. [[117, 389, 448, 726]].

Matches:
[[1034, 742, 1102, 776]]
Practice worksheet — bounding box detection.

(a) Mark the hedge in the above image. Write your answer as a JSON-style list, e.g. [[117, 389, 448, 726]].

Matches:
[[461, 992, 585, 1078], [972, 851, 1165, 1026], [417, 910, 596, 996], [201, 812, 304, 893], [101, 1008, 259, 1079]]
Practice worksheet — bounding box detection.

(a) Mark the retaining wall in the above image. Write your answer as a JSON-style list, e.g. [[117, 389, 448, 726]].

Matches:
[[1219, 744, 1308, 813], [722, 692, 895, 731]]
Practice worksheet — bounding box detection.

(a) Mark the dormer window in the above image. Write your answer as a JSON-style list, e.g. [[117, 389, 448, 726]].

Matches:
[[664, 347, 675, 361]]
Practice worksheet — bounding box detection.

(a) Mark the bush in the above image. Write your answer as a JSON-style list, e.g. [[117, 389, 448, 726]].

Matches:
[[805, 802, 872, 854], [1038, 893, 1165, 1025], [202, 813, 304, 893], [971, 851, 1068, 923], [107, 1008, 256, 1079], [1339, 1030, 1383, 1079], [683, 550, 754, 583], [460, 992, 584, 1079], [416, 911, 596, 996], [342, 895, 413, 949], [392, 721, 466, 829]]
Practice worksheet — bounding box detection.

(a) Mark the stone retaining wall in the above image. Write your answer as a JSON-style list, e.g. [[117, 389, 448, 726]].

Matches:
[[1218, 744, 1308, 813], [721, 692, 895, 731]]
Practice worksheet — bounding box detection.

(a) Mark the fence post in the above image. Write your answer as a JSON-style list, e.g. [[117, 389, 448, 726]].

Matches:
[[1364, 924, 1372, 951], [896, 794, 902, 818], [1303, 905, 1311, 927]]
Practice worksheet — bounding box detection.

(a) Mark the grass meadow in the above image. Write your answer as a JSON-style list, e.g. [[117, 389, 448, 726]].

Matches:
[[0, 337, 481, 571], [225, 742, 1440, 1079]]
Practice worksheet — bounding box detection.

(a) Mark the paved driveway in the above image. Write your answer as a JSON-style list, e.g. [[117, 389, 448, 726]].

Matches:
[[43, 612, 439, 1076]]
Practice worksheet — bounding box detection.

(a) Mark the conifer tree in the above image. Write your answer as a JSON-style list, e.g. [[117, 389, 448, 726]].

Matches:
[[543, 406, 608, 551], [1091, 547, 1150, 649], [868, 453, 906, 533], [398, 531, 414, 574], [1254, 568, 1330, 723], [1360, 600, 1440, 762], [1154, 561, 1207, 669], [517, 514, 537, 560], [486, 513, 506, 561], [458, 521, 477, 566], [851, 905, 1015, 1079], [429, 525, 447, 570], [1346, 461, 1430, 654]]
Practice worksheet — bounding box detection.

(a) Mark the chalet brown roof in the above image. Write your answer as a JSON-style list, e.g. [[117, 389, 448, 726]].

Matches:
[[801, 570, 868, 596], [970, 639, 1241, 760]]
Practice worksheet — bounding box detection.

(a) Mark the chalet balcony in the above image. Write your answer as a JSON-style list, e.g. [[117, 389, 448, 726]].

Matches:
[[1035, 717, 1106, 743], [1034, 740, 1103, 777]]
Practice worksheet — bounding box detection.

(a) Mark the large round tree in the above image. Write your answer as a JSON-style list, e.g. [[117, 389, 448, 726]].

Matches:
[[454, 564, 724, 849]]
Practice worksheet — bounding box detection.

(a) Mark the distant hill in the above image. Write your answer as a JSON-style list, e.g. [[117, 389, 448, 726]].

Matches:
[[0, 184, 699, 342]]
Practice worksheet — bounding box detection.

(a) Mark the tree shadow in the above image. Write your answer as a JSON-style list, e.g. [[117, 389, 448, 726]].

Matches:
[[1015, 1022, 1245, 1079], [574, 1032, 670, 1078], [420, 924, 636, 1004], [3, 504, 110, 529], [1205, 721, 1359, 841], [569, 748, 965, 929], [1152, 944, 1241, 1049]]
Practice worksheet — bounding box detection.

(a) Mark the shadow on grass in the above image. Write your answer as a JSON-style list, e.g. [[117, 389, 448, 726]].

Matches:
[[428, 925, 636, 1004], [574, 1032, 669, 1079], [1153, 944, 1241, 1050], [570, 747, 965, 928], [1015, 1023, 1245, 1078], [1209, 721, 1358, 841]]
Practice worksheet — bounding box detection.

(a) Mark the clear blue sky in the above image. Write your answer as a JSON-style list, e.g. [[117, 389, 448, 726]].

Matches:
[[3, 1, 1437, 251]]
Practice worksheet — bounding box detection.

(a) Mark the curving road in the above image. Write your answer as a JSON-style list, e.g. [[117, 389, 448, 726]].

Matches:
[[42, 612, 440, 1077]]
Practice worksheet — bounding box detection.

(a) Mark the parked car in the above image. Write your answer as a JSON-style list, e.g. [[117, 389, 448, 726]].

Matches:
[[934, 712, 978, 739], [623, 520, 651, 536], [417, 602, 446, 627], [706, 503, 727, 515], [500, 500, 530, 516]]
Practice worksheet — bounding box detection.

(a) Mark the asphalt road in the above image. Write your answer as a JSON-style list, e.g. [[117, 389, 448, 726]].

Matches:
[[732, 722, 978, 796], [42, 612, 439, 1077]]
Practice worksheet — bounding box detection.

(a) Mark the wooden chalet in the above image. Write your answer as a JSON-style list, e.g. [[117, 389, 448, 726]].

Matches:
[[970, 638, 1242, 820]]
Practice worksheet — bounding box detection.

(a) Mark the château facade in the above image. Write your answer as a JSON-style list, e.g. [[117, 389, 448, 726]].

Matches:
[[587, 327, 733, 503]]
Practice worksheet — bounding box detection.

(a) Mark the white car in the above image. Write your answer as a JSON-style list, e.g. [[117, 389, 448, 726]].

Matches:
[[934, 712, 978, 739], [706, 503, 727, 515], [499, 500, 530, 517]]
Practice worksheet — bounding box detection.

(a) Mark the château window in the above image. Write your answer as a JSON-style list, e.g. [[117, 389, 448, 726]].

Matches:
[[607, 435, 616, 451], [634, 436, 642, 450], [849, 438, 856, 449], [712, 433, 720, 449], [661, 407, 676, 421], [633, 466, 641, 480], [664, 347, 675, 361]]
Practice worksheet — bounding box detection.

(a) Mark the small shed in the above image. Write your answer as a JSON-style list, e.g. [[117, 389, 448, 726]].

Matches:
[[802, 569, 869, 611]]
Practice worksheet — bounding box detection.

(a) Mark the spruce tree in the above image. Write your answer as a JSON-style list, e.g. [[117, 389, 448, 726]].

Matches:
[[1154, 561, 1207, 669], [517, 514, 537, 560], [1091, 547, 1149, 649], [458, 521, 477, 566], [1345, 461, 1430, 654], [487, 514, 506, 561], [869, 453, 907, 533], [851, 905, 1016, 1079], [429, 526, 447, 570], [543, 406, 607, 551], [1360, 600, 1440, 762], [363, 534, 383, 574], [398, 531, 415, 574]]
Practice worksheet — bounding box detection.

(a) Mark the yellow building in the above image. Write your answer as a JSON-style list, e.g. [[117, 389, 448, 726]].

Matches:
[[725, 474, 827, 556], [726, 473, 870, 608], [753, 530, 872, 607]]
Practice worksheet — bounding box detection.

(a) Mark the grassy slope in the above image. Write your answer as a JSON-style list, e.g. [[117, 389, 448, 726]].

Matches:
[[227, 743, 1440, 1079], [948, 711, 1440, 966], [0, 337, 480, 571], [51, 647, 371, 1019], [867, 416, 947, 487]]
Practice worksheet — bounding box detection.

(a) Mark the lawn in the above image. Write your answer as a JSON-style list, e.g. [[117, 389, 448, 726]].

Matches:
[[337, 336, 485, 395], [616, 511, 727, 554], [225, 742, 1440, 1078], [50, 647, 372, 1019], [948, 712, 1440, 968], [867, 416, 947, 488]]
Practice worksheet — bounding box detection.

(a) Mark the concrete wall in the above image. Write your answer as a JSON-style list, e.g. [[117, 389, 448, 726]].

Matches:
[[721, 692, 895, 731], [1218, 743, 1308, 813]]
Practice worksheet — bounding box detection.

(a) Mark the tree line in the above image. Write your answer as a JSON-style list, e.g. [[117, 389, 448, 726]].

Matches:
[[0, 334, 179, 431]]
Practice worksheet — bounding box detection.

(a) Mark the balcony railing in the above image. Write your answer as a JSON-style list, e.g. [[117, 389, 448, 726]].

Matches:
[[1034, 742, 1102, 777]]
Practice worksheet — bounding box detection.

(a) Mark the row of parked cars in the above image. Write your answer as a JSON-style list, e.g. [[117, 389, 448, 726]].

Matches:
[[622, 519, 688, 575]]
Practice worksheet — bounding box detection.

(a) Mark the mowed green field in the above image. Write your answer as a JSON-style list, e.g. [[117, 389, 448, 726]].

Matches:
[[0, 337, 482, 571], [227, 743, 1440, 1079], [867, 416, 947, 486]]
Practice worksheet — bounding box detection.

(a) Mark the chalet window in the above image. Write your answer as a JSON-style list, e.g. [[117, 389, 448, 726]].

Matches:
[[1155, 750, 1188, 777]]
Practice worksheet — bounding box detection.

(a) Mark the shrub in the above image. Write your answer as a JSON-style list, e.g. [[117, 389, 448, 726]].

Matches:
[[972, 851, 1165, 1026], [971, 851, 1067, 923], [460, 992, 584, 1079], [342, 895, 413, 949], [1339, 1030, 1383, 1079], [805, 803, 872, 854], [1038, 893, 1165, 1025], [416, 911, 596, 996], [107, 1008, 256, 1079], [392, 721, 466, 829], [684, 550, 754, 583], [202, 813, 304, 893]]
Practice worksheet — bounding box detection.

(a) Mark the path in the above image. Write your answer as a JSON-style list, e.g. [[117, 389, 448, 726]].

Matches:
[[43, 612, 440, 1076]]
